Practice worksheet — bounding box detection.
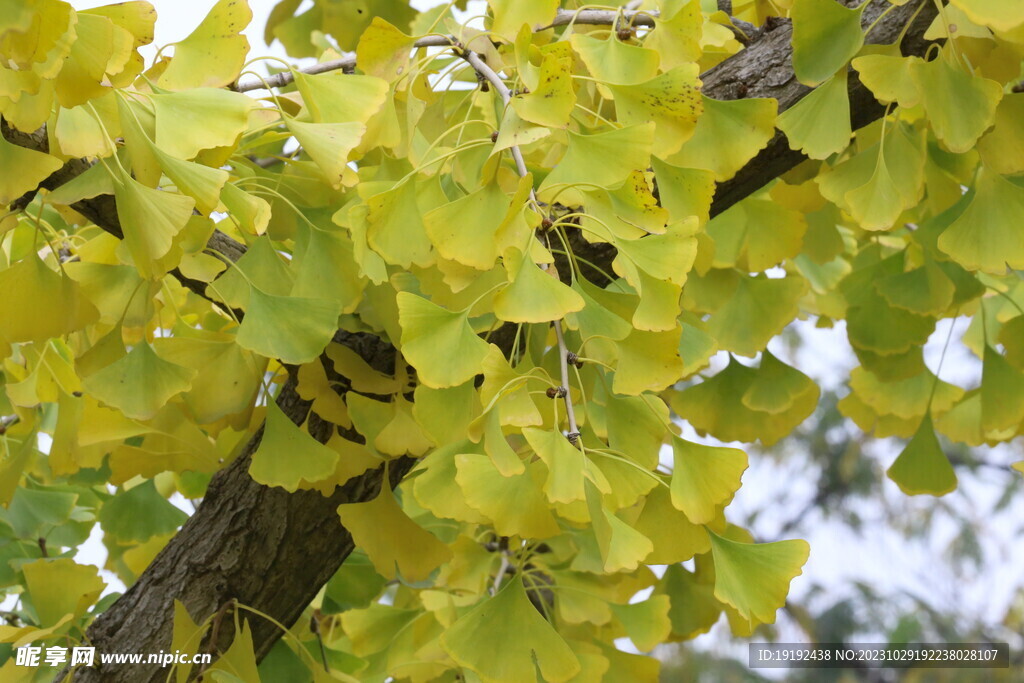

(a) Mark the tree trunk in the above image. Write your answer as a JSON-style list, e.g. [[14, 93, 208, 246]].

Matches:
[[12, 1, 937, 678]]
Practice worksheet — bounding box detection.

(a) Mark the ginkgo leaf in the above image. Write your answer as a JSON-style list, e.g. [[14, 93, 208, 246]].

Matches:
[[650, 158, 716, 226], [634, 485, 711, 564], [656, 563, 721, 640], [0, 254, 99, 343], [98, 480, 188, 544], [355, 16, 415, 80], [538, 123, 655, 204], [478, 345, 544, 428], [423, 179, 518, 270], [913, 51, 1003, 153], [705, 200, 806, 272], [397, 293, 491, 388], [977, 93, 1024, 175], [613, 326, 684, 396], [742, 351, 819, 414], [708, 531, 810, 625], [607, 67, 703, 157], [852, 52, 923, 108], [294, 71, 389, 124], [149, 144, 229, 215], [948, 0, 1024, 33], [523, 427, 608, 504], [22, 559, 105, 628], [441, 576, 580, 683], [337, 481, 452, 582], [366, 180, 435, 268], [0, 133, 63, 204], [936, 168, 1024, 274], [613, 217, 699, 287], [705, 274, 807, 357], [980, 345, 1024, 433], [670, 95, 777, 180], [158, 0, 251, 89], [479, 408, 526, 476], [511, 42, 575, 129], [585, 480, 653, 573], [207, 235, 291, 309], [643, 0, 701, 69], [777, 69, 851, 160], [875, 260, 955, 316], [153, 336, 262, 424], [670, 435, 748, 525], [488, 0, 560, 42], [844, 148, 904, 230], [249, 398, 339, 491], [283, 116, 365, 188], [570, 33, 660, 86], [83, 342, 196, 420], [610, 596, 672, 653], [455, 454, 561, 538], [152, 88, 253, 160], [886, 414, 957, 496], [112, 168, 196, 278], [236, 286, 343, 364], [791, 0, 866, 86], [493, 248, 584, 323]]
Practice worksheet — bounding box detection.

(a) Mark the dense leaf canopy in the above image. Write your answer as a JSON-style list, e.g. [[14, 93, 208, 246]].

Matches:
[[0, 0, 1022, 680]]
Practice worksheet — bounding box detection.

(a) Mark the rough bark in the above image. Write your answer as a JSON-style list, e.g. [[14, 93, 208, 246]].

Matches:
[[0, 1, 940, 679]]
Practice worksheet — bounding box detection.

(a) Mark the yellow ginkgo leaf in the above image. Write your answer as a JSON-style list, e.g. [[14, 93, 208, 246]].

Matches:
[[83, 342, 196, 420], [283, 116, 365, 189], [355, 16, 415, 80], [158, 0, 251, 90], [538, 123, 655, 204], [887, 413, 957, 496], [608, 66, 703, 157], [337, 481, 452, 582], [570, 32, 660, 87], [670, 435, 748, 524], [152, 88, 253, 160], [709, 531, 810, 625], [852, 52, 923, 109], [249, 398, 339, 492], [511, 42, 575, 129], [980, 345, 1024, 433], [488, 0, 560, 42], [613, 326, 684, 396], [705, 274, 807, 357], [913, 51, 1003, 153], [643, 0, 701, 69], [22, 559, 105, 628], [671, 95, 777, 180], [423, 179, 519, 270], [112, 167, 196, 278], [949, 0, 1024, 32], [294, 71, 389, 124], [397, 292, 491, 388], [493, 248, 585, 323], [441, 576, 580, 683], [455, 454, 561, 538], [0, 254, 99, 343], [633, 486, 711, 564], [977, 93, 1024, 175], [585, 480, 653, 573], [937, 168, 1024, 274], [366, 180, 435, 268], [0, 133, 63, 204]]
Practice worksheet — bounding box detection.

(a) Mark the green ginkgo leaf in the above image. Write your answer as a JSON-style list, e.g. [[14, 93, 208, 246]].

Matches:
[[148, 144, 228, 215], [294, 71, 389, 124], [670, 435, 748, 524], [207, 236, 291, 309], [643, 0, 702, 69], [98, 480, 188, 544], [980, 345, 1024, 433], [366, 180, 435, 268], [585, 480, 653, 573], [488, 0, 560, 42], [705, 274, 807, 357], [777, 69, 851, 160], [709, 531, 810, 625], [337, 481, 452, 582], [977, 93, 1024, 175], [250, 398, 339, 492], [441, 576, 580, 683], [607, 67, 703, 157], [22, 558, 105, 628], [913, 51, 1003, 153], [671, 95, 777, 180], [493, 248, 584, 323], [650, 158, 716, 226], [397, 292, 491, 388], [875, 259, 955, 316], [634, 485, 711, 564], [291, 225, 366, 313], [791, 0, 867, 86], [742, 351, 819, 414], [83, 342, 196, 420], [937, 168, 1024, 274], [423, 179, 517, 270], [236, 286, 343, 364], [538, 123, 655, 204], [886, 414, 957, 496], [844, 148, 904, 230], [570, 32, 659, 87], [613, 217, 699, 287], [852, 52, 923, 108], [112, 167, 196, 278], [0, 254, 99, 343], [523, 427, 609, 504]]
